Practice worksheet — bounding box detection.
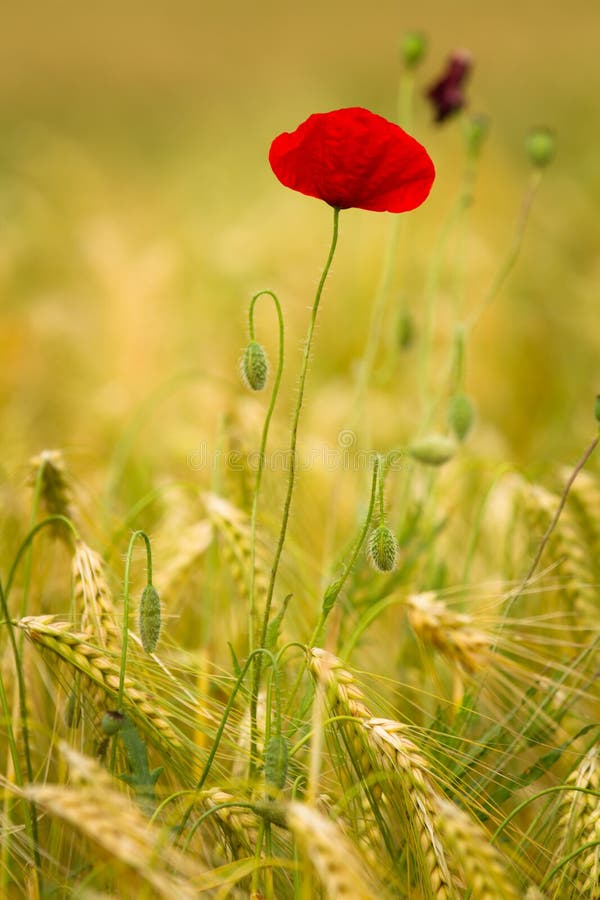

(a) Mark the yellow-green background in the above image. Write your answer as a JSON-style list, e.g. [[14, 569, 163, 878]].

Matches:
[[1, 1, 599, 507]]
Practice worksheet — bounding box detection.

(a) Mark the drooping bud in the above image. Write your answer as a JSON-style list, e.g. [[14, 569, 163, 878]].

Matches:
[[401, 31, 427, 69], [241, 340, 269, 391], [408, 434, 456, 466], [139, 584, 161, 654], [526, 127, 556, 168], [367, 525, 399, 573], [447, 393, 475, 442]]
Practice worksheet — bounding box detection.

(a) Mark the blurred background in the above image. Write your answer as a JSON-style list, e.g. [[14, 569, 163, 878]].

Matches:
[[1, 0, 599, 541]]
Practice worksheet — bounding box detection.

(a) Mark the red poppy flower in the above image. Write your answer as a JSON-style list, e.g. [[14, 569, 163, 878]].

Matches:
[[269, 107, 435, 213]]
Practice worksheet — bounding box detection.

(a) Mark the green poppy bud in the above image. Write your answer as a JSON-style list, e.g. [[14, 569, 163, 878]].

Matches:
[[409, 434, 456, 466], [447, 393, 475, 442], [401, 31, 427, 69], [101, 710, 125, 736], [139, 584, 161, 654], [526, 127, 555, 168], [242, 340, 269, 391], [367, 525, 399, 573], [265, 734, 288, 793]]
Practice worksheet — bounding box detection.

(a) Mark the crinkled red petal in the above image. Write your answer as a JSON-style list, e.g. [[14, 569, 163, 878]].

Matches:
[[269, 107, 435, 212]]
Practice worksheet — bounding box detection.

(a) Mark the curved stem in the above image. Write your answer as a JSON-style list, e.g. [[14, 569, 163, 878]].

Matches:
[[4, 515, 79, 603], [247, 290, 285, 655], [117, 530, 153, 711]]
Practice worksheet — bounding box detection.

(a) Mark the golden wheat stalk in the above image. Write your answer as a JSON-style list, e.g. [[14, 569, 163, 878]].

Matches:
[[203, 492, 269, 602], [522, 483, 593, 609], [29, 449, 76, 543], [286, 801, 378, 899], [434, 797, 521, 900], [554, 746, 600, 898], [17, 615, 184, 755], [406, 592, 491, 675], [18, 743, 205, 900], [201, 788, 258, 860], [157, 519, 214, 604], [72, 540, 119, 647], [308, 648, 454, 899]]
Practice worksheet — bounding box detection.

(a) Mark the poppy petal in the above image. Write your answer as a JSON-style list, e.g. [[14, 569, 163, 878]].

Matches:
[[269, 107, 435, 213]]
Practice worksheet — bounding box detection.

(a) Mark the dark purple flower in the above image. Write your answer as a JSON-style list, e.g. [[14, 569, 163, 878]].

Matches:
[[426, 50, 472, 123]]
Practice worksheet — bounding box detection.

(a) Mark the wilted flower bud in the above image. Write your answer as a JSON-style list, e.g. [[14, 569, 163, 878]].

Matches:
[[426, 50, 472, 123], [408, 434, 456, 466], [401, 31, 427, 69], [447, 393, 475, 442], [367, 525, 399, 573], [242, 340, 269, 391], [526, 127, 556, 168]]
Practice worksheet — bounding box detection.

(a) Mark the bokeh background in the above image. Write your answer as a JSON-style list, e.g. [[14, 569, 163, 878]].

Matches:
[[1, 0, 599, 543]]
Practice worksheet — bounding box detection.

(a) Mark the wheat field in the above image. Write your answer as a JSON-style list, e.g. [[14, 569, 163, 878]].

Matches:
[[1, 2, 600, 897]]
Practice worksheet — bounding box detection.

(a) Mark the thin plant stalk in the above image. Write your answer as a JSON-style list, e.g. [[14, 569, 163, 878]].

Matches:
[[0, 580, 42, 885], [249, 208, 340, 775], [117, 530, 154, 711], [247, 290, 285, 655], [310, 456, 380, 647], [350, 62, 416, 434], [260, 207, 340, 647], [467, 168, 544, 330]]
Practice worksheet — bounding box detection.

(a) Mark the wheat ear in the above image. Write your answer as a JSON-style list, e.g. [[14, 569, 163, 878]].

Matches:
[[308, 648, 454, 899], [72, 540, 119, 647], [286, 801, 378, 899], [434, 797, 521, 900], [406, 591, 491, 675], [554, 746, 600, 897], [20, 743, 204, 900], [17, 616, 184, 755]]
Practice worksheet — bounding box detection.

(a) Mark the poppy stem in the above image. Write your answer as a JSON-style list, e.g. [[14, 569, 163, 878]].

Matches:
[[249, 206, 340, 775], [246, 291, 285, 657]]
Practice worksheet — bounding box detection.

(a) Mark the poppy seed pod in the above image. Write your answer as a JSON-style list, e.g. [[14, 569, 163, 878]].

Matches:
[[242, 340, 269, 391], [367, 525, 399, 573]]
